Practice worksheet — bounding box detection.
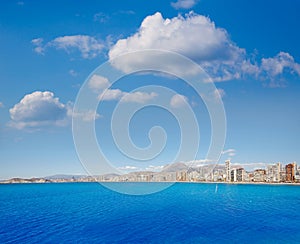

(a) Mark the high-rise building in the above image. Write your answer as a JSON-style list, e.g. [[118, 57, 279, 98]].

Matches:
[[225, 160, 231, 182], [286, 164, 295, 182]]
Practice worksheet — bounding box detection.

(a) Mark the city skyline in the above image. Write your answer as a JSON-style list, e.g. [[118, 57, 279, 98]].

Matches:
[[1, 0, 300, 179], [2, 159, 299, 184]]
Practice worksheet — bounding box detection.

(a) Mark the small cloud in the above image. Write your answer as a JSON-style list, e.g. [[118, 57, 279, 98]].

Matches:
[[71, 109, 101, 122], [88, 74, 110, 91], [118, 10, 135, 15], [51, 35, 105, 59], [0, 102, 3, 108], [32, 35, 106, 59], [17, 1, 24, 5], [117, 165, 140, 172], [214, 88, 226, 100], [121, 91, 157, 103], [31, 38, 44, 54], [184, 159, 214, 167], [93, 12, 109, 23], [170, 94, 188, 108], [144, 165, 164, 171], [69, 69, 78, 77], [99, 89, 123, 101], [222, 148, 236, 157], [171, 0, 198, 9], [99, 89, 157, 104]]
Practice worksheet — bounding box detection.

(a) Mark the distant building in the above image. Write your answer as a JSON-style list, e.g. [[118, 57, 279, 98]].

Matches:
[[230, 169, 237, 182], [230, 168, 244, 182], [286, 164, 295, 182], [176, 170, 187, 181], [236, 168, 244, 182], [225, 160, 231, 182], [266, 163, 281, 182], [253, 169, 266, 182]]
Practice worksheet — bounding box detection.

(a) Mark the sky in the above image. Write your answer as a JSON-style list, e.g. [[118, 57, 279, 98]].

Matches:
[[0, 0, 300, 179]]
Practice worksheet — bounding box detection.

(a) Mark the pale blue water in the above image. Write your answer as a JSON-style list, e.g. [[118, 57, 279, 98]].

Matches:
[[0, 183, 299, 243]]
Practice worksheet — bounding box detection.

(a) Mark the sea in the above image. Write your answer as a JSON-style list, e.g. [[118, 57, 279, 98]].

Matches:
[[0, 182, 299, 243]]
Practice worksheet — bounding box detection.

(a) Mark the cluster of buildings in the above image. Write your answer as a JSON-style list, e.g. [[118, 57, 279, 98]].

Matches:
[[223, 160, 299, 183], [2, 161, 300, 184], [96, 160, 300, 183]]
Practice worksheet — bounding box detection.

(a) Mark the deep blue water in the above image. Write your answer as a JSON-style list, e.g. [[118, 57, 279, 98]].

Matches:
[[0, 183, 300, 243]]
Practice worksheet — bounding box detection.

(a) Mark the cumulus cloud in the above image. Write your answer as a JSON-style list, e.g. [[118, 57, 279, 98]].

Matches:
[[109, 12, 245, 77], [108, 12, 300, 85], [9, 91, 69, 129], [171, 0, 198, 9], [170, 94, 188, 108], [32, 35, 105, 59], [99, 89, 157, 103], [260, 52, 300, 86], [0, 102, 3, 108]]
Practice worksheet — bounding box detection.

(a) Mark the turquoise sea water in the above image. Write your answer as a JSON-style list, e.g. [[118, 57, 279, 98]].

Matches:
[[0, 182, 299, 243]]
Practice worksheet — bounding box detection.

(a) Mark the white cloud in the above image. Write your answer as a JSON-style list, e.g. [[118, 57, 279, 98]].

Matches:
[[9, 91, 69, 129], [260, 52, 300, 86], [108, 12, 246, 79], [50, 35, 105, 58], [184, 159, 214, 167], [117, 165, 139, 171], [71, 110, 101, 122], [261, 52, 300, 76], [0, 102, 3, 108], [31, 38, 45, 54], [145, 165, 165, 171], [214, 88, 225, 100], [88, 74, 110, 91], [99, 89, 157, 104], [222, 148, 236, 157], [170, 94, 188, 108], [32, 35, 105, 59], [99, 89, 123, 101], [94, 12, 109, 23], [121, 91, 157, 103], [69, 69, 78, 77], [171, 0, 198, 9], [108, 12, 300, 85]]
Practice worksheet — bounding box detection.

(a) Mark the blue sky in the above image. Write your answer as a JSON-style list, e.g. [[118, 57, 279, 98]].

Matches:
[[0, 0, 300, 179]]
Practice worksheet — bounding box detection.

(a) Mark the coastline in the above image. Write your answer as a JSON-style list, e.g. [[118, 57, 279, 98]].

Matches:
[[1, 180, 300, 186]]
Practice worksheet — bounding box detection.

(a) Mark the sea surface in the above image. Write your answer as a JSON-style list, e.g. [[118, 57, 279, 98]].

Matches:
[[0, 182, 299, 243]]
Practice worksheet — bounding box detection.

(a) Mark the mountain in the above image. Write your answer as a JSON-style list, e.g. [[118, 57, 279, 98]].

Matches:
[[44, 174, 87, 180], [162, 162, 188, 172]]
